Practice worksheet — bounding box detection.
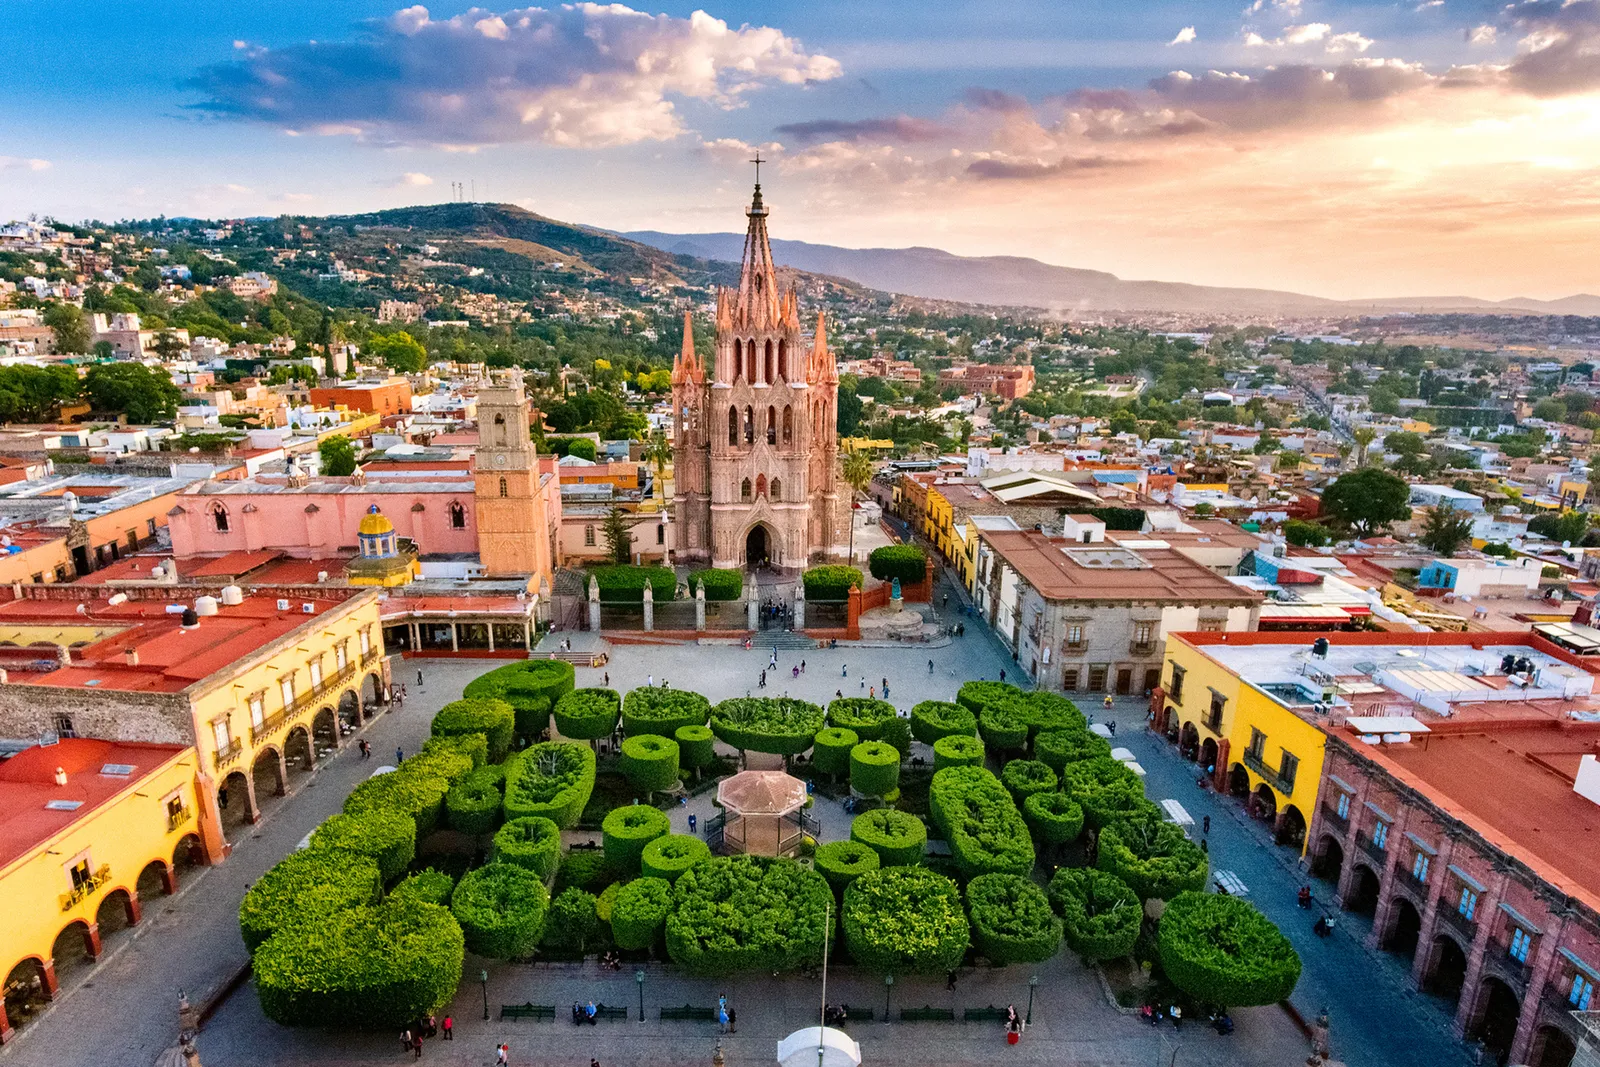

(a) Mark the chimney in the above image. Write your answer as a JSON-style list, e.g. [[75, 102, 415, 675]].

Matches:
[[125, 648, 140, 666], [54, 767, 67, 786]]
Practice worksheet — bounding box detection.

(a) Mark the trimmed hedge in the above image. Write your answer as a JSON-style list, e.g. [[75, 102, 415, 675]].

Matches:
[[1060, 757, 1151, 829], [450, 863, 550, 960], [239, 849, 382, 953], [956, 680, 1022, 715], [407, 741, 476, 785], [802, 565, 863, 601], [1023, 792, 1085, 846], [1048, 868, 1141, 961], [390, 868, 455, 907], [309, 810, 417, 883], [851, 809, 927, 867], [464, 660, 573, 740], [491, 816, 563, 881], [710, 697, 825, 756], [555, 851, 617, 896], [1035, 728, 1112, 771], [431, 697, 515, 763], [1011, 691, 1085, 739], [910, 701, 977, 745], [612, 877, 674, 951], [1001, 759, 1057, 803], [849, 740, 901, 798], [814, 840, 881, 891], [543, 888, 602, 954], [932, 734, 985, 771], [812, 727, 859, 778], [927, 767, 1035, 880], [445, 774, 504, 836], [621, 687, 710, 738], [602, 804, 671, 874], [554, 687, 621, 742], [977, 705, 1028, 752], [842, 866, 970, 975], [595, 881, 619, 924], [868, 544, 927, 585], [675, 724, 716, 773], [666, 856, 833, 975], [965, 873, 1062, 965], [620, 734, 680, 795], [641, 834, 711, 883], [590, 565, 677, 603], [343, 767, 451, 838], [1096, 815, 1210, 901], [1158, 891, 1302, 1007], [827, 697, 898, 741], [689, 568, 742, 601], [254, 898, 462, 1028], [503, 742, 596, 828]]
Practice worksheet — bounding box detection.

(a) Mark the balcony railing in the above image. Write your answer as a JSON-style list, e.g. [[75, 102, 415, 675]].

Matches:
[[1242, 752, 1294, 794], [250, 709, 286, 743], [167, 806, 193, 833], [59, 864, 112, 912], [1319, 802, 1349, 831], [1488, 942, 1535, 991], [1396, 868, 1431, 903], [361, 648, 383, 667], [1355, 832, 1388, 865], [1130, 641, 1157, 657], [1540, 984, 1588, 1028], [213, 738, 244, 769], [1437, 904, 1476, 942]]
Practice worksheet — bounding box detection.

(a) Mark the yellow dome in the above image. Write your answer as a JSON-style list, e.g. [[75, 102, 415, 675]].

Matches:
[[358, 506, 394, 537]]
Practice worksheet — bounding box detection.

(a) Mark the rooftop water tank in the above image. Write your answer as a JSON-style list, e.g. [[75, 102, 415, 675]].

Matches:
[[194, 595, 219, 617], [220, 585, 244, 606]]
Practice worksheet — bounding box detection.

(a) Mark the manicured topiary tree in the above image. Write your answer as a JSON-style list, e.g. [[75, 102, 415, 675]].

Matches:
[[1097, 815, 1210, 901], [391, 868, 456, 907], [1060, 756, 1151, 829], [688, 568, 743, 601], [812, 726, 859, 779], [450, 863, 550, 960], [827, 697, 898, 741], [910, 701, 977, 745], [849, 740, 900, 798], [431, 697, 516, 763], [309, 810, 417, 883], [1022, 792, 1085, 848], [622, 687, 710, 738], [641, 834, 711, 883], [611, 876, 674, 951], [843, 866, 970, 975], [867, 544, 927, 585], [602, 804, 671, 874], [977, 705, 1028, 753], [814, 840, 881, 892], [543, 887, 602, 955], [253, 897, 463, 1028], [1158, 892, 1302, 1007], [850, 809, 927, 867], [1010, 691, 1085, 740], [802, 565, 863, 601], [965, 873, 1062, 965], [665, 856, 833, 975], [932, 733, 985, 771], [927, 766, 1035, 879], [503, 742, 596, 828], [491, 816, 563, 880], [343, 767, 452, 838], [1001, 759, 1057, 803], [239, 849, 383, 953], [1048, 868, 1141, 961], [445, 770, 504, 836], [956, 680, 1022, 715], [619, 734, 680, 798], [554, 687, 621, 744], [710, 697, 825, 758], [419, 732, 487, 772], [674, 724, 716, 780], [1035, 728, 1112, 772], [465, 659, 573, 741]]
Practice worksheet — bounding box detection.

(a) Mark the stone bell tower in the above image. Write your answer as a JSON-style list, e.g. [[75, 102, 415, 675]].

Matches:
[[473, 368, 556, 586]]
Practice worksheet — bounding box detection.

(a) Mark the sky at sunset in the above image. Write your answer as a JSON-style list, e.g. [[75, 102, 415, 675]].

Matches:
[[4, 0, 1600, 301]]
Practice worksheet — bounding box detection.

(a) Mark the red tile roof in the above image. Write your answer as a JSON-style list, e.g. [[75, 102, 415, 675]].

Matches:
[[981, 529, 1261, 604]]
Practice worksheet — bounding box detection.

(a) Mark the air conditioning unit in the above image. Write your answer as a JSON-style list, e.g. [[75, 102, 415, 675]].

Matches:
[[302, 603, 315, 614], [277, 599, 291, 611]]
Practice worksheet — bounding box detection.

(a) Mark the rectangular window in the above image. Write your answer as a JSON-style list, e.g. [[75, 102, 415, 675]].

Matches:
[[1062, 668, 1079, 691], [147, 518, 158, 537], [309, 659, 322, 690], [1065, 623, 1084, 649], [1459, 887, 1477, 919], [1247, 727, 1266, 760], [280, 677, 295, 708], [1169, 664, 1185, 704], [335, 643, 348, 671], [1278, 752, 1299, 791], [656, 524, 665, 545], [1510, 927, 1532, 963], [584, 525, 595, 546], [1411, 852, 1430, 883], [1372, 820, 1389, 850], [1087, 664, 1108, 691], [359, 629, 371, 656], [1133, 621, 1154, 649], [1571, 974, 1595, 1010], [248, 695, 264, 730], [1197, 618, 1226, 633], [1207, 693, 1225, 732], [69, 857, 93, 890], [1336, 793, 1350, 820], [211, 718, 231, 753]]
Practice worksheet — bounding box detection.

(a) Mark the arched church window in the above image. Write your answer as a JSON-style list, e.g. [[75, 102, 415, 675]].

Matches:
[[211, 504, 229, 532], [733, 339, 742, 380], [728, 405, 738, 446], [778, 340, 787, 380], [765, 340, 774, 385], [756, 474, 767, 498], [783, 405, 793, 444], [448, 502, 466, 529], [499, 477, 508, 498], [741, 478, 752, 502], [771, 478, 782, 501], [744, 406, 754, 445], [767, 406, 777, 445]]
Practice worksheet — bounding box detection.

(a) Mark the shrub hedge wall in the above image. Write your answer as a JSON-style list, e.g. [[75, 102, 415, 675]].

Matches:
[[390, 868, 455, 907], [619, 734, 680, 795], [931, 733, 985, 771], [1034, 728, 1112, 771], [503, 742, 596, 828], [309, 810, 417, 883], [965, 873, 1062, 965], [1157, 892, 1301, 1007], [490, 816, 563, 881], [689, 568, 743, 601], [827, 697, 898, 740], [910, 701, 977, 745], [590, 565, 677, 603], [665, 856, 832, 975], [976, 705, 1028, 752], [553, 687, 621, 741], [1048, 868, 1141, 961], [956, 680, 1021, 715], [814, 840, 881, 891], [445, 774, 505, 836], [849, 740, 901, 798], [709, 697, 825, 756], [842, 867, 970, 975], [812, 727, 859, 778], [802, 565, 863, 601], [850, 809, 927, 867], [1059, 756, 1151, 829], [1096, 816, 1210, 901], [431, 697, 515, 763], [450, 863, 550, 960], [1000, 759, 1057, 803], [927, 766, 1035, 879], [867, 544, 926, 584], [641, 834, 711, 883], [239, 849, 382, 953], [611, 876, 674, 951], [343, 767, 452, 838], [464, 660, 573, 740], [621, 687, 710, 738], [602, 804, 671, 874]]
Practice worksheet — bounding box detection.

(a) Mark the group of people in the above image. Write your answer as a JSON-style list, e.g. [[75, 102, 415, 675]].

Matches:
[[717, 994, 735, 1034], [397, 1014, 450, 1058], [571, 1002, 605, 1025], [759, 598, 793, 630]]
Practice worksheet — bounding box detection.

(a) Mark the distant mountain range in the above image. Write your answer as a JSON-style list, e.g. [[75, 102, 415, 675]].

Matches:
[[623, 229, 1600, 318]]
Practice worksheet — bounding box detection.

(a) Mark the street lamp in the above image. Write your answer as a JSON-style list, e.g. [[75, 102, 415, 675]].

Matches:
[[480, 969, 490, 1021], [883, 974, 894, 1022], [636, 969, 646, 1022], [1025, 974, 1038, 1026]]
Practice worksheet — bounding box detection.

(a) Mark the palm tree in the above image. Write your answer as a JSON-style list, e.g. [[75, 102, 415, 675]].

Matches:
[[1352, 427, 1377, 468], [641, 429, 671, 501], [841, 447, 874, 564]]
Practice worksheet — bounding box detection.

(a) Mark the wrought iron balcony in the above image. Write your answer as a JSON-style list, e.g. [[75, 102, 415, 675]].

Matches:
[[1319, 801, 1348, 831], [1437, 903, 1476, 942], [167, 806, 193, 833], [1355, 832, 1388, 865], [213, 738, 244, 769], [1487, 942, 1535, 991], [1396, 868, 1431, 903]]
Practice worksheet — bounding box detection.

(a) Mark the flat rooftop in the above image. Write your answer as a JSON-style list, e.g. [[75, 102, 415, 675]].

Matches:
[[984, 529, 1261, 603]]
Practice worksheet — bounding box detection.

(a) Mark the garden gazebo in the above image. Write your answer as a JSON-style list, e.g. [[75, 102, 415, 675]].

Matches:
[[716, 770, 809, 857]]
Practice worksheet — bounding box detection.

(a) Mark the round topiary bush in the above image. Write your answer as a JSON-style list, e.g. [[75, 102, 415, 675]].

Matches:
[[419, 732, 487, 772], [1035, 728, 1112, 771], [802, 565, 863, 601], [253, 897, 463, 1028], [390, 868, 456, 907], [622, 687, 711, 738], [503, 742, 596, 828], [1011, 692, 1085, 739], [309, 810, 418, 883], [849, 740, 901, 797], [544, 887, 603, 954], [927, 766, 1034, 879], [465, 659, 573, 740], [812, 727, 859, 778], [675, 724, 716, 776], [867, 544, 927, 585], [641, 833, 711, 883], [1022, 792, 1085, 846], [239, 849, 382, 953], [850, 809, 927, 867], [710, 697, 825, 756], [1157, 891, 1302, 1007], [1001, 759, 1057, 803], [827, 697, 898, 741], [1096, 815, 1210, 901], [611, 876, 674, 951], [619, 734, 680, 796], [1048, 868, 1140, 961], [553, 687, 621, 742], [665, 856, 833, 975], [450, 863, 550, 960], [977, 705, 1028, 752], [932, 734, 985, 771], [814, 840, 881, 891], [595, 880, 619, 924], [1060, 756, 1151, 829], [431, 697, 516, 763], [602, 804, 671, 874], [965, 872, 1062, 965], [956, 680, 1022, 715], [842, 866, 970, 975], [445, 774, 503, 837], [910, 701, 977, 745], [491, 816, 563, 881], [342, 768, 452, 839]]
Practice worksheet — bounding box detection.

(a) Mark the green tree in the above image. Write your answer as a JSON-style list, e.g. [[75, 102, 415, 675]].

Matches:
[[44, 304, 90, 354], [1418, 504, 1474, 557], [1320, 468, 1412, 535], [365, 332, 429, 373], [1282, 519, 1332, 548], [837, 379, 864, 437], [319, 435, 358, 477], [82, 362, 180, 423], [641, 429, 671, 488], [1351, 427, 1377, 467], [1532, 398, 1567, 423], [152, 330, 186, 362], [601, 506, 632, 564]]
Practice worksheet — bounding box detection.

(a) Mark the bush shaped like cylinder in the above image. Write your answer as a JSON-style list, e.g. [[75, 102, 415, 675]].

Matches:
[[622, 687, 711, 738], [445, 773, 503, 837], [343, 767, 451, 839], [611, 876, 674, 951], [1060, 756, 1150, 830], [977, 706, 1028, 752], [1157, 891, 1302, 1007], [965, 872, 1062, 965], [675, 724, 716, 773], [849, 740, 901, 798], [1048, 867, 1140, 961], [842, 866, 969, 975], [553, 687, 621, 742], [602, 804, 671, 874], [827, 697, 897, 741], [451, 862, 550, 960], [709, 697, 825, 756], [910, 701, 977, 745], [850, 808, 927, 867], [641, 833, 711, 883], [1034, 728, 1112, 772], [619, 734, 680, 795], [1022, 792, 1085, 846], [490, 816, 563, 881], [812, 727, 859, 779], [502, 742, 596, 828], [814, 839, 881, 891], [431, 697, 516, 763], [1096, 814, 1209, 901], [1000, 759, 1057, 803], [390, 868, 456, 907], [932, 733, 985, 771], [239, 849, 382, 953]]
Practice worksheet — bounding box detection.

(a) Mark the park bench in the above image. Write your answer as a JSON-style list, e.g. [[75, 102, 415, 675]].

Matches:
[[660, 1005, 716, 1022], [963, 1006, 1009, 1024], [836, 1006, 873, 1022], [900, 1006, 955, 1022], [595, 1005, 628, 1021], [499, 1003, 555, 1021]]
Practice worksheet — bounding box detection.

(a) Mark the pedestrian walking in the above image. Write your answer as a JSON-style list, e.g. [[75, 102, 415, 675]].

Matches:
[[648, 674, 654, 687], [396, 746, 404, 764], [929, 659, 934, 673], [728, 1008, 737, 1033], [688, 812, 697, 832], [359, 739, 371, 759], [417, 668, 424, 687], [603, 672, 609, 687], [881, 677, 887, 694], [946, 970, 957, 992], [412, 1032, 423, 1058], [496, 1043, 509, 1065], [1108, 720, 1117, 737], [400, 1029, 412, 1055], [441, 1016, 452, 1041], [869, 686, 875, 699], [1200, 838, 1208, 854], [1000, 668, 1007, 683], [801, 659, 806, 673], [400, 684, 407, 703], [942, 593, 949, 609], [218, 785, 229, 809], [842, 664, 848, 677], [1202, 815, 1210, 835]]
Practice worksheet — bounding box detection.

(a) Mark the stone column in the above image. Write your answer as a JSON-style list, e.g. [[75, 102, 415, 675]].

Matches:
[[82, 922, 103, 959], [1366, 807, 1411, 952], [694, 581, 706, 631], [1453, 869, 1511, 1038], [588, 576, 602, 633], [40, 960, 58, 998], [486, 625, 495, 653], [409, 622, 420, 650], [1211, 738, 1230, 792], [643, 583, 654, 632], [449, 624, 459, 652], [1411, 835, 1456, 987], [523, 622, 532, 652], [159, 862, 179, 896], [0, 999, 11, 1045], [123, 893, 143, 926], [793, 581, 805, 630], [1509, 913, 1570, 1063]]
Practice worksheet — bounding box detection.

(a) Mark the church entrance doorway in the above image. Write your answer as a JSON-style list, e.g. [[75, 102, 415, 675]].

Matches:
[[745, 525, 771, 571]]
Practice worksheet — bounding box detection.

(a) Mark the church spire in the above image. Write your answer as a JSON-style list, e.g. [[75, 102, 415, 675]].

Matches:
[[672, 310, 701, 385], [736, 153, 781, 326]]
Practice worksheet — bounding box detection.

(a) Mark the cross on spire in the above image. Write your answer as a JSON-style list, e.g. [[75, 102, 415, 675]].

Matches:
[[750, 150, 763, 188]]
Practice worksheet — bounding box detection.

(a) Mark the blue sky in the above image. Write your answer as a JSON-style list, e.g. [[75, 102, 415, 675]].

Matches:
[[3, 0, 1599, 299]]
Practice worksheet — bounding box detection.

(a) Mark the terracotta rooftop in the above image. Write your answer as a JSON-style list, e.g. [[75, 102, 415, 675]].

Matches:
[[981, 529, 1261, 603]]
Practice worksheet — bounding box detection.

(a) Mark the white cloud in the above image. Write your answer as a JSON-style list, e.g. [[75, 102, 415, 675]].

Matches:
[[1285, 23, 1332, 45], [0, 157, 51, 172], [1169, 26, 1197, 45], [1326, 32, 1374, 53], [1468, 24, 1498, 45], [400, 172, 434, 186], [1243, 22, 1371, 53], [1415, 0, 1443, 9]]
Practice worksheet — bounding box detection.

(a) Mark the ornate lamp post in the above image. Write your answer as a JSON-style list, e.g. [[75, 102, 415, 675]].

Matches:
[[883, 974, 894, 1021], [1025, 974, 1039, 1026], [480, 969, 490, 1021], [636, 970, 646, 1022]]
